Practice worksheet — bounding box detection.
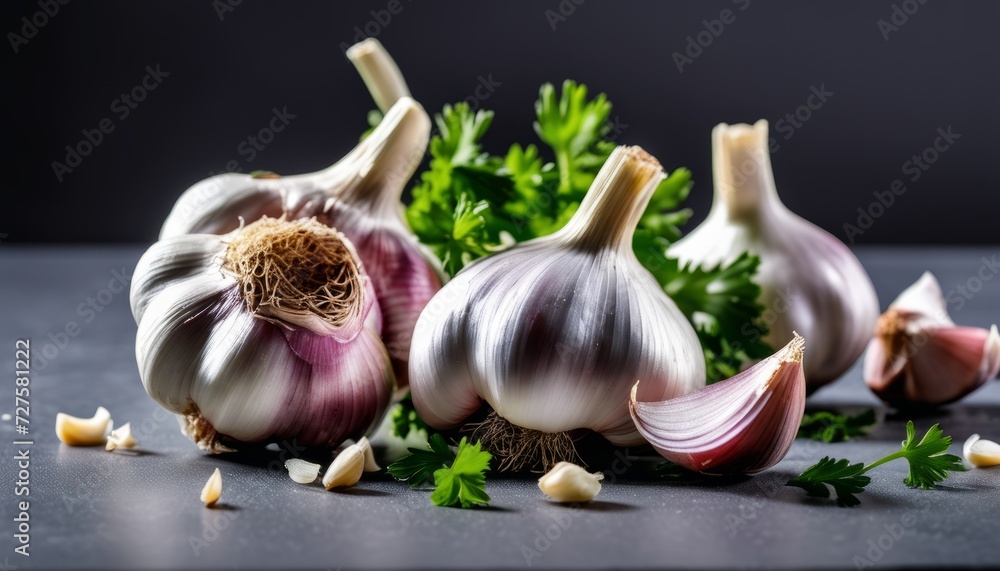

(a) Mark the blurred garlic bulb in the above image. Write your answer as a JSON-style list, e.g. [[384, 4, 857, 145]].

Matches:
[[131, 217, 395, 452], [669, 120, 878, 391], [864, 272, 1000, 408], [630, 334, 806, 475], [159, 92, 439, 388], [409, 146, 705, 471]]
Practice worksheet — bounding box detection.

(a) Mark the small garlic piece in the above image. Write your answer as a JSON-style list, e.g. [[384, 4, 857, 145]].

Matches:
[[105, 422, 138, 451], [284, 458, 322, 484], [538, 462, 603, 503], [201, 468, 222, 506], [55, 406, 112, 446], [323, 444, 365, 489], [963, 434, 1000, 468], [355, 436, 381, 472]]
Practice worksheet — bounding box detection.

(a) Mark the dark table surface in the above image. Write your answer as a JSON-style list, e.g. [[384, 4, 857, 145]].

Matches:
[[1, 245, 999, 570]]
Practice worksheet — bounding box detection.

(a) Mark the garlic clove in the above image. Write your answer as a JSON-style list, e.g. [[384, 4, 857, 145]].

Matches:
[[668, 120, 879, 392], [105, 422, 138, 451], [201, 468, 222, 506], [355, 436, 381, 472], [630, 334, 807, 475], [323, 444, 365, 489], [284, 458, 322, 484], [538, 462, 603, 503], [55, 406, 112, 446], [864, 272, 1000, 407], [346, 38, 411, 114], [963, 434, 1000, 467]]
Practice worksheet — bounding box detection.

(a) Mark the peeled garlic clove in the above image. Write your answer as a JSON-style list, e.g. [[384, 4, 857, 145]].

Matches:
[[105, 422, 138, 451], [323, 444, 365, 489], [346, 38, 410, 113], [864, 272, 1000, 408], [410, 146, 705, 471], [201, 468, 222, 506], [538, 462, 603, 503], [284, 459, 322, 484], [630, 334, 806, 475], [963, 434, 1000, 467], [355, 436, 381, 472], [55, 406, 112, 446], [131, 217, 395, 452], [668, 121, 878, 392]]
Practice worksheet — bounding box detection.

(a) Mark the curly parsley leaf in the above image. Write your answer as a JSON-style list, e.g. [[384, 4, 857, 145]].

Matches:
[[386, 433, 454, 488], [788, 422, 965, 506], [797, 409, 877, 443], [390, 392, 430, 440], [534, 80, 612, 196], [430, 438, 492, 508]]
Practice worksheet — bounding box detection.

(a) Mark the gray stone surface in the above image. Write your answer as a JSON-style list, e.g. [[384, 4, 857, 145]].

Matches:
[[0, 246, 998, 570]]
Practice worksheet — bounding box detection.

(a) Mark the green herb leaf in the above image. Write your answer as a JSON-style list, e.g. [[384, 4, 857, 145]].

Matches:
[[390, 391, 429, 440], [786, 456, 870, 507], [430, 437, 492, 508], [797, 409, 877, 443], [386, 433, 454, 488]]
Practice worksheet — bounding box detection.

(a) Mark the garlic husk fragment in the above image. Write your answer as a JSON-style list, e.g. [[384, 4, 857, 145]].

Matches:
[[285, 458, 322, 484], [630, 334, 806, 475], [668, 121, 878, 392], [538, 462, 603, 503], [323, 444, 365, 489], [355, 436, 381, 472], [55, 406, 112, 446], [864, 272, 1000, 407], [347, 38, 411, 113], [159, 96, 439, 389], [201, 468, 222, 506], [105, 422, 138, 451], [409, 146, 705, 470], [963, 434, 1000, 467], [131, 217, 395, 452]]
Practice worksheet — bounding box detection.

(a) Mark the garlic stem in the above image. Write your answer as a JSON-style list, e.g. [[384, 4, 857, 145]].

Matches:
[[557, 146, 665, 252], [347, 38, 411, 113], [711, 120, 781, 222]]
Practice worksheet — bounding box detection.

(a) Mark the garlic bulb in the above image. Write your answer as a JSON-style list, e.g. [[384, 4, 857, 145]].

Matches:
[[864, 272, 1000, 408], [159, 97, 439, 388], [668, 121, 878, 392], [409, 146, 705, 470], [131, 216, 395, 452], [630, 334, 806, 475]]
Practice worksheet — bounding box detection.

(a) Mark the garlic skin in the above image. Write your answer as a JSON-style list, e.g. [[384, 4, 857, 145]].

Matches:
[[409, 146, 705, 454], [105, 422, 138, 451], [963, 434, 1000, 468], [538, 462, 603, 503], [159, 97, 439, 388], [668, 121, 878, 392], [284, 459, 322, 484], [630, 334, 806, 475], [864, 272, 1000, 408], [131, 217, 395, 452]]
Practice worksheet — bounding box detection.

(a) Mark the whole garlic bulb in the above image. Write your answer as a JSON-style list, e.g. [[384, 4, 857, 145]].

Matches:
[[864, 272, 1000, 407], [131, 217, 395, 452], [669, 120, 879, 391], [159, 97, 440, 388], [409, 146, 705, 467]]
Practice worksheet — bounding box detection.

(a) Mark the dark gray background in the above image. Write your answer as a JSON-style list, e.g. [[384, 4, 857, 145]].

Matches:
[[3, 0, 997, 244]]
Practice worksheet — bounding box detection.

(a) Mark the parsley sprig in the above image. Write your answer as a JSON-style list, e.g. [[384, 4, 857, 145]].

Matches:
[[387, 434, 492, 508], [787, 421, 966, 506]]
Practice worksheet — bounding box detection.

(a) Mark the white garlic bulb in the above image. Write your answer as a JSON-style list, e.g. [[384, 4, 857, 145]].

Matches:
[[409, 146, 705, 469], [864, 272, 1000, 407], [131, 217, 395, 452], [669, 120, 878, 391]]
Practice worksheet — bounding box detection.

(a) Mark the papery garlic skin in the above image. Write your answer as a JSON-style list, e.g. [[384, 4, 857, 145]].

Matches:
[[630, 334, 806, 475], [158, 98, 439, 388], [864, 272, 1000, 407], [285, 459, 322, 484], [410, 146, 705, 450], [131, 217, 395, 452], [668, 121, 878, 392]]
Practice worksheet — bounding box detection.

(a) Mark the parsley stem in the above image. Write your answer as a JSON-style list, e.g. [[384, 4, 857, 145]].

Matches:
[[862, 450, 906, 473], [556, 149, 573, 195]]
